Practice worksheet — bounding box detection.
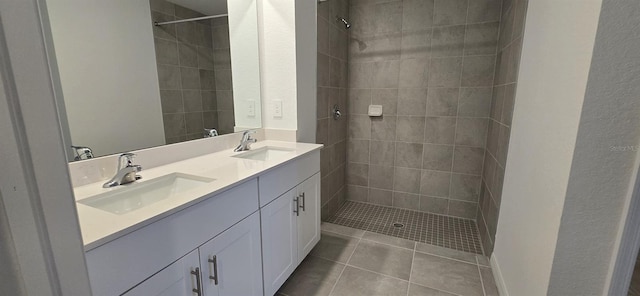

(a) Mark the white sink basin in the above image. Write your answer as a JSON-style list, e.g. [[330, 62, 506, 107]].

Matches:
[[232, 146, 295, 161], [79, 173, 215, 215]]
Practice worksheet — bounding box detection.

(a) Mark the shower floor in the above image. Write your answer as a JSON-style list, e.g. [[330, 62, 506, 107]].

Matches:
[[327, 201, 484, 254]]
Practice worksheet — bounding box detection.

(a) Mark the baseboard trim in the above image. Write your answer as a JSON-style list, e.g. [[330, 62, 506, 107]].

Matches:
[[490, 253, 509, 296]]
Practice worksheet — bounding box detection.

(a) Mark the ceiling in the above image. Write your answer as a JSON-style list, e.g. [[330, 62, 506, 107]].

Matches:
[[167, 0, 227, 16]]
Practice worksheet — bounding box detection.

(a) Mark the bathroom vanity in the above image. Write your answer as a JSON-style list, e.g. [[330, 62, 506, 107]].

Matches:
[[73, 141, 321, 296]]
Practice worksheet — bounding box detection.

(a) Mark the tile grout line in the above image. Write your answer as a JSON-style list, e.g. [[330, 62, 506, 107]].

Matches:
[[476, 256, 488, 296], [327, 232, 362, 296], [313, 253, 417, 286], [313, 241, 468, 295], [320, 228, 414, 251], [410, 283, 466, 296], [321, 227, 482, 263], [407, 241, 417, 296]]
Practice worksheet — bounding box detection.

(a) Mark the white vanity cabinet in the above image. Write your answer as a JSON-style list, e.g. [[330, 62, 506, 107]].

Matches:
[[296, 174, 321, 260], [198, 212, 263, 296], [123, 249, 200, 296], [83, 148, 321, 296], [123, 212, 262, 296], [85, 179, 261, 296], [259, 152, 321, 296], [260, 188, 298, 294]]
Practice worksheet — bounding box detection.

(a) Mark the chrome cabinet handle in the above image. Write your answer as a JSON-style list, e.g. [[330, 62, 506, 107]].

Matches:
[[299, 192, 306, 212], [191, 267, 202, 296], [293, 196, 299, 216], [208, 255, 219, 285]]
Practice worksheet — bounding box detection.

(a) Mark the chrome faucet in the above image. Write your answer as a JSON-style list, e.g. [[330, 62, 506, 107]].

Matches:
[[71, 145, 94, 161], [103, 153, 143, 188], [204, 128, 219, 138], [234, 130, 257, 152]]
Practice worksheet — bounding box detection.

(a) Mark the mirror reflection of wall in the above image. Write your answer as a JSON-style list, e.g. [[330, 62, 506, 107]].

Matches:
[[151, 0, 236, 143], [46, 0, 261, 161]]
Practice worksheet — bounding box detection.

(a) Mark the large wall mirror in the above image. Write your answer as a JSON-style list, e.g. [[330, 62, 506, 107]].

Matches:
[[46, 0, 262, 161]]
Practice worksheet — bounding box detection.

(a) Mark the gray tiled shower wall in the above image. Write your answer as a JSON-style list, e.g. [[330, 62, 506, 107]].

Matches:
[[345, 0, 504, 221], [151, 0, 235, 144], [318, 0, 350, 220], [477, 0, 528, 255]]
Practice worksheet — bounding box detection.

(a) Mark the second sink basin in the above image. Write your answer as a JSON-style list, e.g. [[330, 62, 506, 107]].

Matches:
[[232, 146, 295, 161], [79, 173, 215, 215]]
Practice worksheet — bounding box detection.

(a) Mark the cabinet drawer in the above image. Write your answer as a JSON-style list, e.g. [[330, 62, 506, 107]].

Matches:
[[86, 179, 259, 296], [258, 151, 320, 207]]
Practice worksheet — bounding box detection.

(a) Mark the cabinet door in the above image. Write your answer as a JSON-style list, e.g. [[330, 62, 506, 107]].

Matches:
[[198, 211, 263, 296], [296, 173, 321, 262], [124, 249, 200, 296], [260, 189, 298, 296]]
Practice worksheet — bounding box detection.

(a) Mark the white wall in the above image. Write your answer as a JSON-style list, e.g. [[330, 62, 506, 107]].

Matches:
[[491, 0, 603, 295], [229, 0, 263, 131], [0, 0, 93, 294], [47, 0, 165, 157], [256, 0, 297, 131], [546, 0, 640, 293]]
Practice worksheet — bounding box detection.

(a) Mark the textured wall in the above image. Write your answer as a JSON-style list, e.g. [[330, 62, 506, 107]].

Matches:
[[151, 0, 235, 143], [490, 0, 603, 293], [318, 0, 350, 220], [547, 0, 640, 291], [477, 0, 527, 254], [345, 0, 502, 220]]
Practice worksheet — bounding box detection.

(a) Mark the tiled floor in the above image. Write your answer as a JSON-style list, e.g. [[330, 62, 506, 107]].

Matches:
[[277, 222, 498, 296], [327, 201, 484, 254]]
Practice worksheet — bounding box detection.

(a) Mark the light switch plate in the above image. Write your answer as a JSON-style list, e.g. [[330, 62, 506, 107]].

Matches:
[[273, 100, 283, 118], [247, 100, 256, 117]]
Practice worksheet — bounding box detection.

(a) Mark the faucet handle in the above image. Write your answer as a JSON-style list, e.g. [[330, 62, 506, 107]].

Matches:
[[71, 145, 94, 161], [120, 152, 135, 160], [241, 130, 257, 141], [118, 153, 136, 168]]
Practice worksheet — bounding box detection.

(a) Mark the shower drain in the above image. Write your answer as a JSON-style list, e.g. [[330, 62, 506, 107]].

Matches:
[[392, 222, 404, 228]]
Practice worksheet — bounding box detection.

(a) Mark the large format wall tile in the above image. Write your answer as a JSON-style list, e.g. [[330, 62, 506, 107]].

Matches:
[[152, 1, 234, 140], [345, 0, 504, 221], [319, 0, 351, 220], [478, 0, 529, 255]]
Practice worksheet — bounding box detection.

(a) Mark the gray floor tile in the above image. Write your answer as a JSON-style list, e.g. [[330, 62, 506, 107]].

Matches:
[[331, 266, 409, 296], [415, 242, 477, 264], [476, 255, 490, 267], [279, 256, 344, 296], [480, 267, 499, 296], [322, 222, 366, 238], [411, 253, 483, 296], [348, 240, 414, 280], [408, 283, 457, 296], [362, 231, 416, 250], [310, 231, 359, 263]]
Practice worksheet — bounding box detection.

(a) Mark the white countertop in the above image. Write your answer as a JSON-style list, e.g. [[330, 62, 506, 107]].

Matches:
[[74, 140, 322, 251]]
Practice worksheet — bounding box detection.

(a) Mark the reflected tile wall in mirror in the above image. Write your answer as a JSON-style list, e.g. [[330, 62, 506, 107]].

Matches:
[[46, 0, 261, 161], [151, 0, 235, 144]]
